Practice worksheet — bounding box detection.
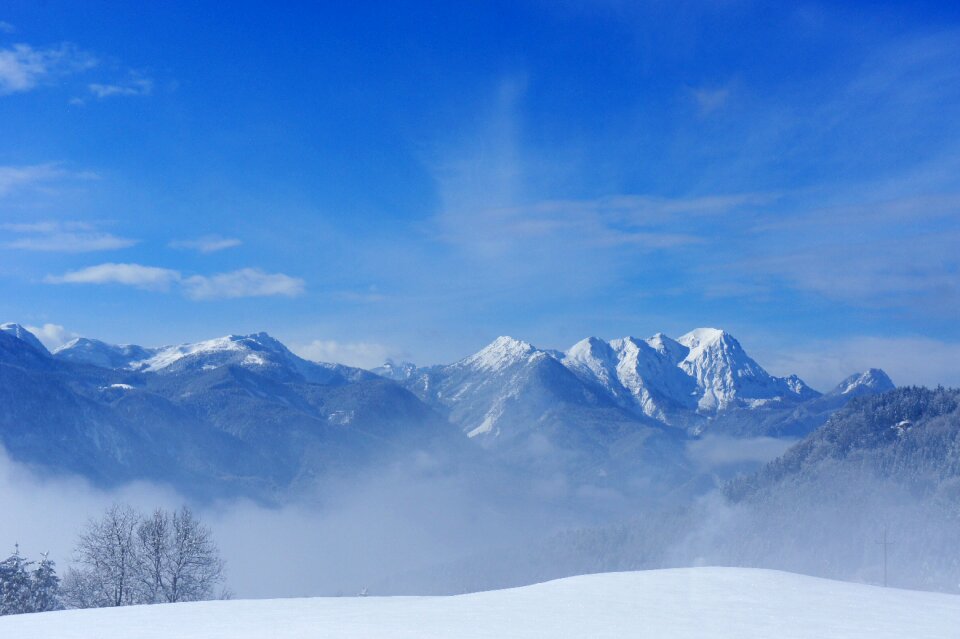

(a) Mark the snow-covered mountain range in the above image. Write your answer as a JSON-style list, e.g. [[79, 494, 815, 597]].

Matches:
[[0, 322, 894, 500]]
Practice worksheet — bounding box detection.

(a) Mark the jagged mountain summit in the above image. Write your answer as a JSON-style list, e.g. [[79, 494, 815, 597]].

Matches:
[[565, 328, 818, 424]]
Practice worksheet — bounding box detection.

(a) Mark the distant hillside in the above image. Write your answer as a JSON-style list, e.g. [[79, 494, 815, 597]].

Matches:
[[726, 386, 960, 501]]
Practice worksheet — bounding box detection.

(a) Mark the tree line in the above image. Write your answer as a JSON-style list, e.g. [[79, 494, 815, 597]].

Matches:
[[0, 503, 226, 616]]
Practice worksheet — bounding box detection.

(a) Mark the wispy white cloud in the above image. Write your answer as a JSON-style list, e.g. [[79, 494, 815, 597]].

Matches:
[[334, 285, 387, 303], [456, 193, 770, 250], [6, 233, 136, 252], [45, 263, 181, 290], [0, 21, 14, 34], [183, 268, 305, 300], [45, 263, 305, 300], [702, 192, 960, 312], [88, 76, 153, 99], [692, 86, 731, 115], [169, 235, 242, 253], [23, 323, 77, 351], [2, 221, 137, 252], [292, 339, 394, 368], [428, 76, 776, 296], [0, 43, 96, 95], [0, 163, 97, 197]]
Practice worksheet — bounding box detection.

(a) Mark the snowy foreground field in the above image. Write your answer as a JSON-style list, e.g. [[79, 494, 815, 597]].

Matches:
[[3, 567, 958, 639]]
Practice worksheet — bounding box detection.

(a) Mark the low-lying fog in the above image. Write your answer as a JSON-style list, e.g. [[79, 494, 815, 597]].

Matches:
[[2, 435, 956, 598]]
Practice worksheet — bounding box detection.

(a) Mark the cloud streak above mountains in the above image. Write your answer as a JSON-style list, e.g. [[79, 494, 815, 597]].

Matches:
[[0, 37, 154, 103], [2, 221, 137, 252], [169, 235, 243, 253], [0, 164, 97, 197], [0, 42, 96, 94], [45, 263, 305, 300]]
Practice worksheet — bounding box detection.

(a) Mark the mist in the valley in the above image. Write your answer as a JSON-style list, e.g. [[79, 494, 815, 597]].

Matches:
[[0, 442, 633, 598], [3, 433, 958, 599], [670, 471, 960, 592]]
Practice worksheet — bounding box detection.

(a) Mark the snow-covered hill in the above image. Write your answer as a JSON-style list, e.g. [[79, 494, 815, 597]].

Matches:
[[1, 568, 956, 639]]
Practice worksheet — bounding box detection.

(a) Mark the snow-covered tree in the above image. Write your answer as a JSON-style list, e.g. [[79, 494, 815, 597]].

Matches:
[[30, 553, 63, 613], [0, 545, 33, 615], [0, 546, 63, 615]]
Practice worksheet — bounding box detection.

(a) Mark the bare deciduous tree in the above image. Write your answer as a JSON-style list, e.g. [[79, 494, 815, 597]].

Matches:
[[135, 509, 170, 604], [64, 503, 141, 608], [164, 507, 224, 603], [135, 507, 224, 603], [63, 504, 225, 608]]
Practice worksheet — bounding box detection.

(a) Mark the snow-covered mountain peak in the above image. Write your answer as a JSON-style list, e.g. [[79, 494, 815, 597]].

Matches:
[[130, 332, 294, 373], [372, 359, 419, 381], [56, 336, 121, 354], [831, 368, 895, 396], [677, 327, 729, 350], [131, 336, 246, 372], [563, 337, 620, 389], [239, 331, 292, 354], [461, 336, 539, 372], [671, 328, 821, 412], [0, 323, 49, 354], [54, 337, 156, 369], [644, 332, 688, 363], [677, 328, 753, 371], [566, 336, 615, 361]]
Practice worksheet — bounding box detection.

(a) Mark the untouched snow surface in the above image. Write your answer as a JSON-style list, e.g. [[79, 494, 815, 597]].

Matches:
[[2, 568, 958, 639]]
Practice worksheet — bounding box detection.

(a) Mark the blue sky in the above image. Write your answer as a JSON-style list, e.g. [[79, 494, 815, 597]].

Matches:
[[1, 1, 959, 388]]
